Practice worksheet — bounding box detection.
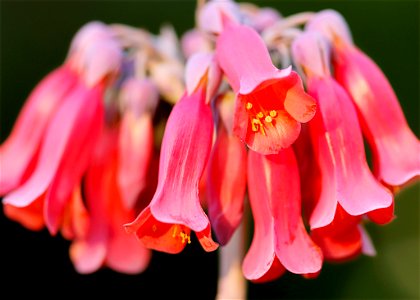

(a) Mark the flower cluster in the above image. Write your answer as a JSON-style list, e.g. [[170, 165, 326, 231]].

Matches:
[[1, 0, 418, 289]]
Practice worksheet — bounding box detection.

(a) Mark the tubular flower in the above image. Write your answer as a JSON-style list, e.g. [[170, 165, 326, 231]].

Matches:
[[206, 91, 247, 245], [307, 10, 420, 189], [2, 21, 122, 234], [125, 53, 221, 253], [117, 78, 159, 209], [243, 148, 323, 282], [70, 126, 151, 274], [215, 19, 316, 155], [291, 31, 393, 229]]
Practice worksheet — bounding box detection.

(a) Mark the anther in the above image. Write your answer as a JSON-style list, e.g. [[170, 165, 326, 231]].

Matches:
[[257, 112, 264, 119], [246, 102, 253, 110], [269, 110, 277, 118], [265, 116, 273, 123]]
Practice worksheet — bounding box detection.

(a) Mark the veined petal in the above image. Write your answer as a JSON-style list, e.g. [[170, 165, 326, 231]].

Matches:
[[334, 45, 420, 187], [118, 113, 154, 209], [150, 88, 214, 233], [250, 149, 323, 274], [2, 83, 92, 208], [216, 22, 290, 93], [45, 84, 104, 234], [308, 77, 393, 228], [0, 66, 77, 195], [243, 150, 285, 282], [207, 124, 247, 245]]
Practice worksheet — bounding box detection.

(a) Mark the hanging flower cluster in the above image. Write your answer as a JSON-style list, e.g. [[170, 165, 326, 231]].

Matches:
[[1, 0, 418, 289]]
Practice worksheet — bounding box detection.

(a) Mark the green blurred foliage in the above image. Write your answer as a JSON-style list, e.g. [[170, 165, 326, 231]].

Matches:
[[1, 1, 419, 299]]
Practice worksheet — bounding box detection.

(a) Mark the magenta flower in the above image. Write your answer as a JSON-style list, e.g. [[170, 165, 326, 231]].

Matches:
[[307, 10, 420, 189], [243, 148, 323, 282], [215, 20, 316, 154], [2, 22, 122, 234]]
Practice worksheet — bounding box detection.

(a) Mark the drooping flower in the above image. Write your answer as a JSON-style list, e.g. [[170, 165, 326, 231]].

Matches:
[[215, 19, 316, 154], [291, 31, 393, 230], [2, 22, 122, 234], [243, 148, 323, 282], [70, 126, 151, 274], [125, 53, 221, 253], [206, 91, 247, 245], [117, 78, 159, 209], [307, 9, 420, 189]]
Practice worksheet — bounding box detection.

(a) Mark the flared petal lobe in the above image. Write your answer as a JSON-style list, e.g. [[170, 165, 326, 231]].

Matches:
[[216, 22, 316, 154], [0, 66, 77, 195], [307, 77, 393, 229], [333, 45, 420, 187]]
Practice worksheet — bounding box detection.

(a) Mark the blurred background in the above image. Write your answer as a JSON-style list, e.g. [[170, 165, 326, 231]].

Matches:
[[1, 0, 419, 299]]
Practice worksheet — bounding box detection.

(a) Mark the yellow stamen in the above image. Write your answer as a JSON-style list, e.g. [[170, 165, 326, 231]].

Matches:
[[179, 231, 191, 244], [246, 102, 253, 110], [265, 115, 273, 123], [257, 112, 264, 119], [269, 110, 277, 118], [172, 226, 177, 238]]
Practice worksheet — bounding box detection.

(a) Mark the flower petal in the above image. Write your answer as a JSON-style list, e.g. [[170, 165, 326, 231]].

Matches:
[[243, 150, 284, 282], [3, 195, 45, 231], [45, 84, 104, 234], [334, 45, 420, 187], [124, 207, 189, 254], [150, 88, 214, 233], [251, 149, 323, 274], [0, 66, 77, 195], [216, 22, 290, 93], [118, 113, 154, 209], [207, 124, 247, 245], [308, 77, 393, 228], [2, 82, 91, 208]]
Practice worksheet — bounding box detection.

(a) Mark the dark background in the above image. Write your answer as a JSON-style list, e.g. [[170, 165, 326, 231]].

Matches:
[[1, 1, 419, 299]]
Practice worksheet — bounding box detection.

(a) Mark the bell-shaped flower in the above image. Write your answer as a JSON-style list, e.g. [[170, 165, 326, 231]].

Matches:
[[291, 31, 393, 229], [70, 126, 151, 274], [307, 9, 420, 189], [117, 78, 159, 209], [206, 91, 247, 245], [125, 53, 221, 253], [215, 20, 316, 154], [243, 148, 323, 282], [2, 21, 122, 234]]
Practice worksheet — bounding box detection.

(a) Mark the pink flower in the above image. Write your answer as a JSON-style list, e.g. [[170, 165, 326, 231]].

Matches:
[[117, 78, 159, 209], [215, 20, 316, 154], [70, 126, 151, 274], [0, 66, 78, 196], [125, 60, 220, 252], [291, 31, 393, 230], [243, 148, 323, 282], [2, 22, 122, 234], [307, 10, 420, 189], [206, 92, 247, 245]]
